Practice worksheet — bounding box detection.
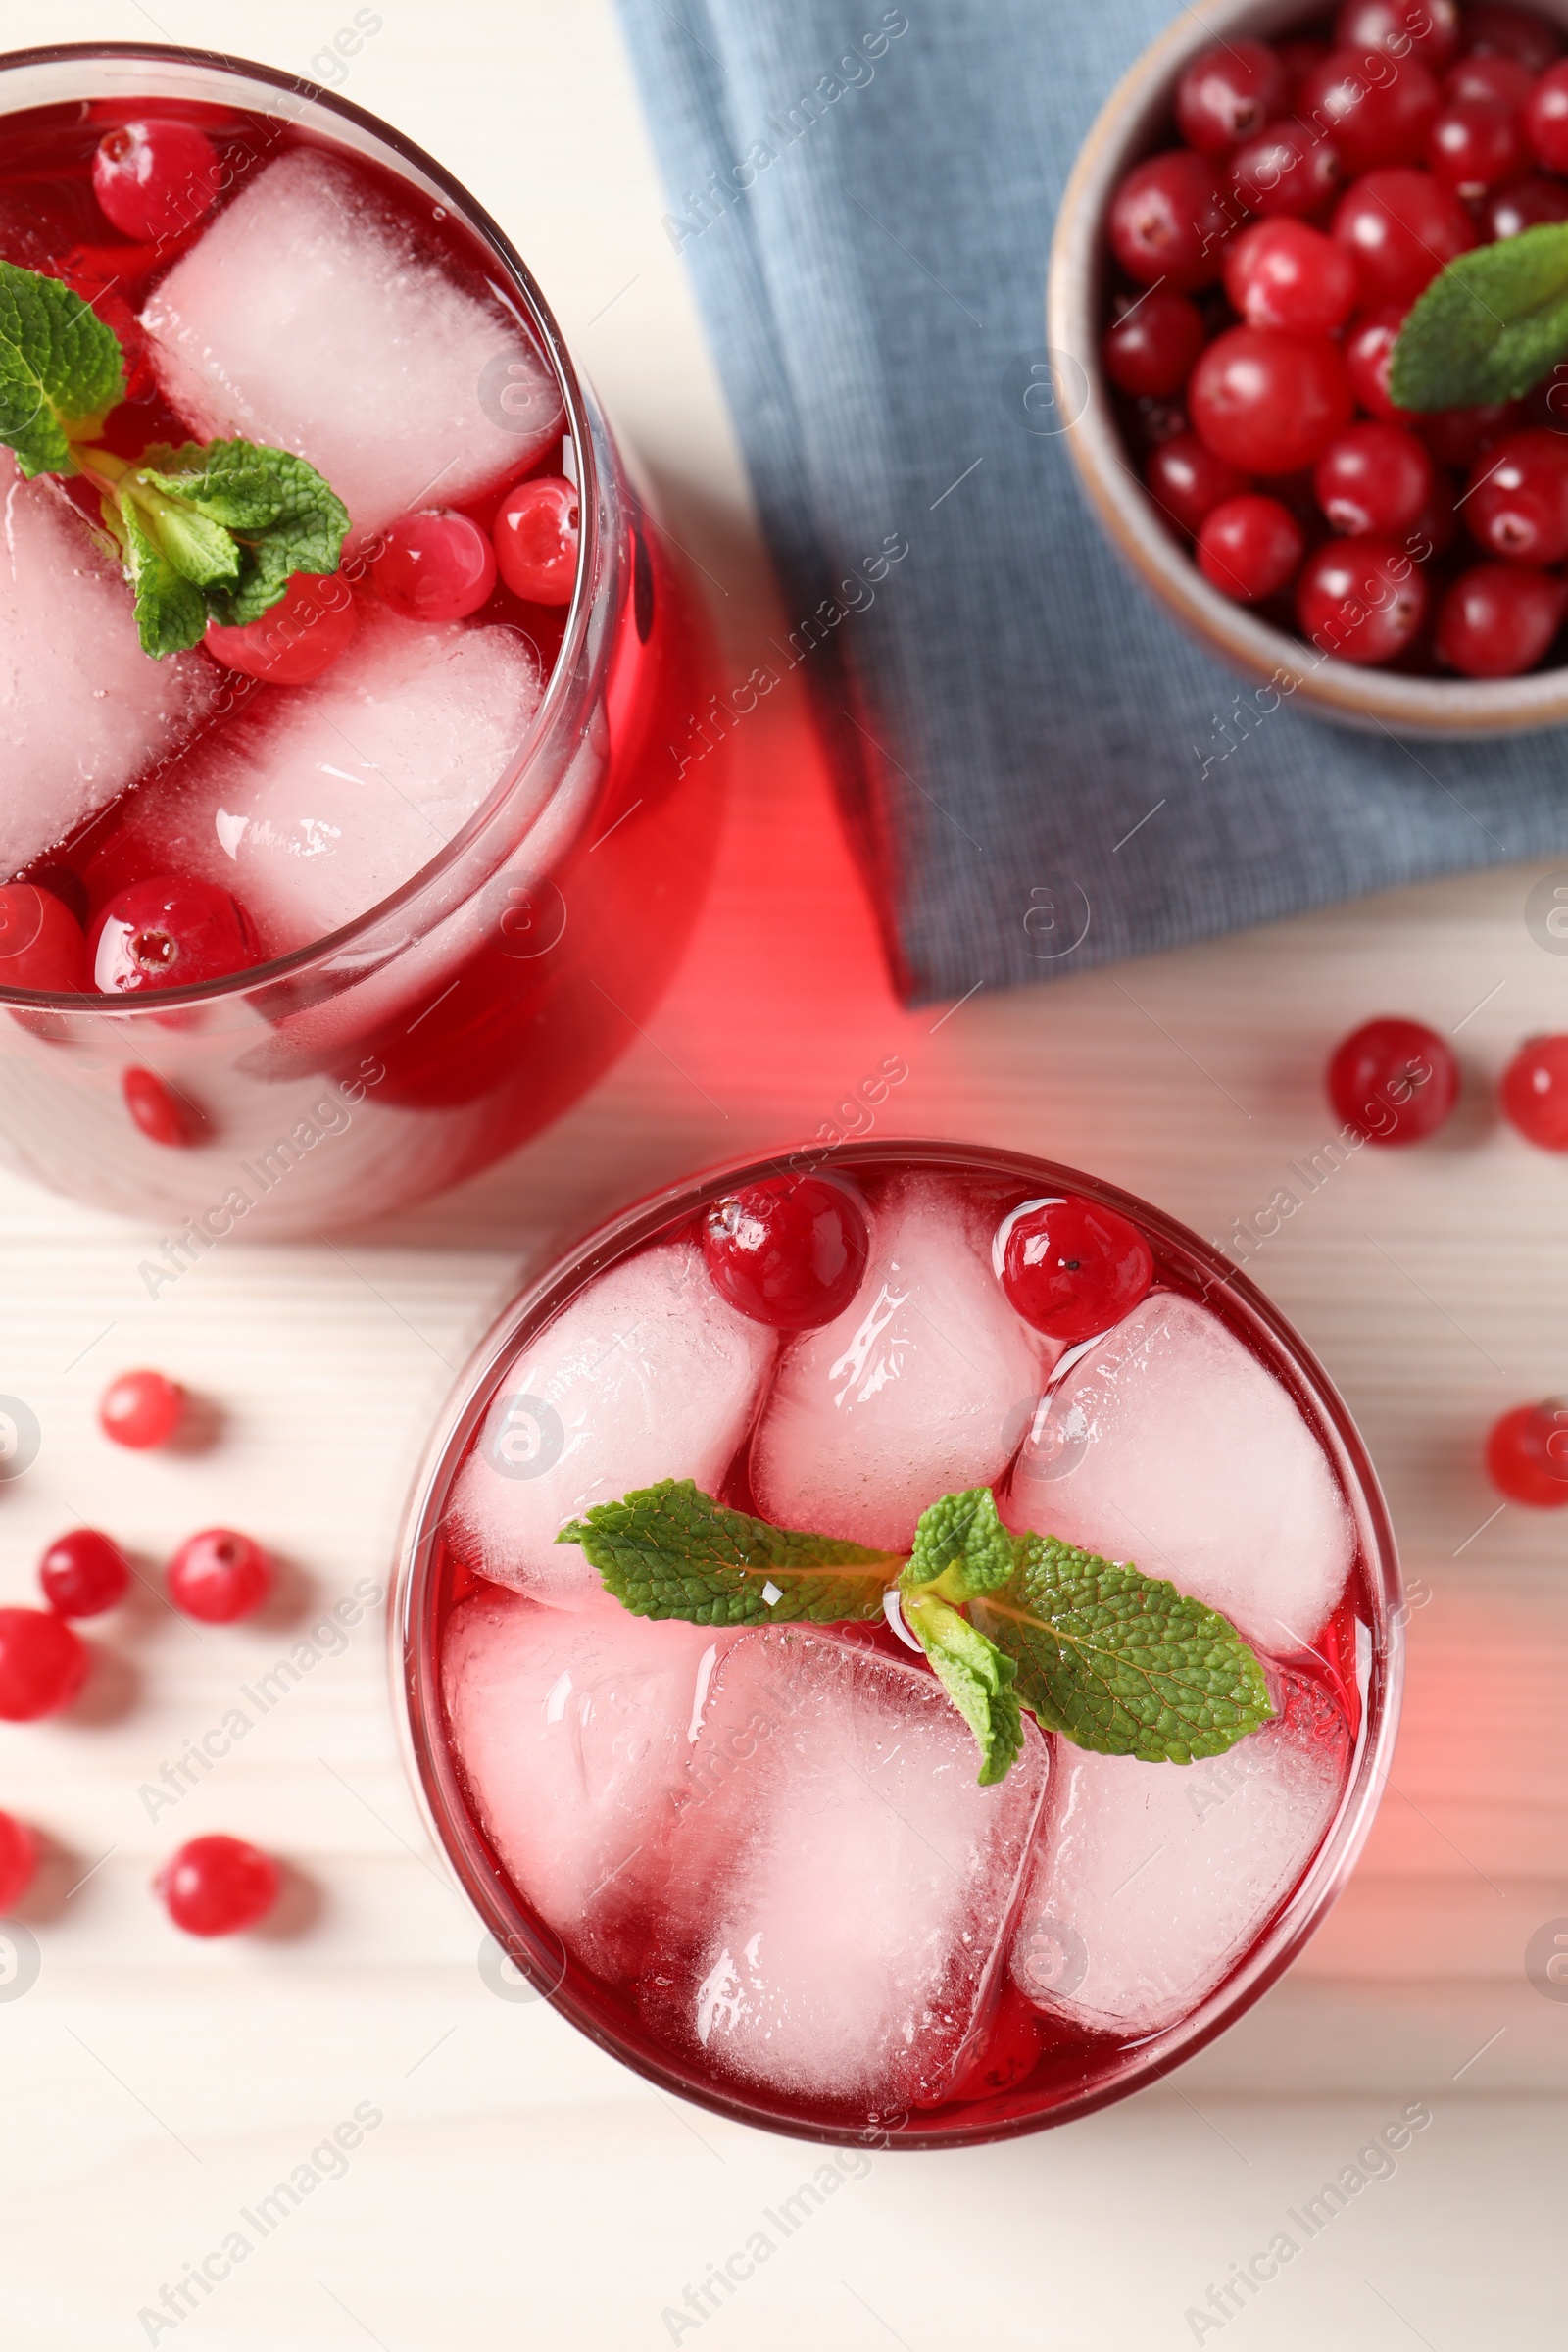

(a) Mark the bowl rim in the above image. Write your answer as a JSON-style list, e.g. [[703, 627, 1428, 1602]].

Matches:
[[1046, 0, 1568, 736]]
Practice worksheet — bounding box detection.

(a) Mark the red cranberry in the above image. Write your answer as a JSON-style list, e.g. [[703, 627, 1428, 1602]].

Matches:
[[1436, 563, 1566, 673], [1444, 52, 1533, 107], [155, 1835, 279, 1936], [1344, 304, 1411, 419], [1197, 494, 1305, 599], [1176, 39, 1288, 156], [1501, 1034, 1568, 1146], [371, 510, 496, 622], [1486, 1399, 1568, 1504], [1107, 149, 1233, 289], [1335, 0, 1460, 68], [39, 1530, 130, 1618], [1102, 289, 1206, 396], [1463, 428, 1568, 564], [99, 1368, 185, 1449], [0, 886, 85, 993], [1481, 174, 1568, 240], [1427, 98, 1527, 192], [1298, 536, 1430, 662], [1223, 218, 1359, 334], [167, 1529, 272, 1625], [1325, 1015, 1458, 1141], [1332, 167, 1475, 305], [0, 1609, 87, 1721], [91, 874, 262, 995], [492, 478, 581, 606], [701, 1174, 870, 1331], [996, 1196, 1153, 1344], [1230, 118, 1344, 215], [1525, 57, 1568, 168], [122, 1067, 195, 1149], [204, 572, 358, 685], [1189, 325, 1354, 474], [92, 118, 220, 242], [1314, 420, 1433, 534], [1297, 49, 1441, 175], [0, 1812, 36, 1912], [1421, 399, 1524, 466], [1145, 433, 1251, 534], [1464, 2, 1561, 75]]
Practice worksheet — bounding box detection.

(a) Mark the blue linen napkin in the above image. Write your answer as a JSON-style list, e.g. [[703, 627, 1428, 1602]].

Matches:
[[613, 0, 1568, 1005]]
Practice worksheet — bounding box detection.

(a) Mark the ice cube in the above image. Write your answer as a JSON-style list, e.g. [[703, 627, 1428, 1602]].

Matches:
[[640, 1628, 1050, 2110], [1005, 1292, 1354, 1651], [117, 607, 541, 952], [751, 1177, 1046, 1551], [448, 1239, 777, 1610], [0, 461, 218, 877], [443, 1586, 724, 1976], [140, 151, 564, 537], [1010, 1671, 1350, 2037]]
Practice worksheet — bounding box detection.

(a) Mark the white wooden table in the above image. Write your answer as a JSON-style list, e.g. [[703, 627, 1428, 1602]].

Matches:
[[1, 4, 1563, 2345]]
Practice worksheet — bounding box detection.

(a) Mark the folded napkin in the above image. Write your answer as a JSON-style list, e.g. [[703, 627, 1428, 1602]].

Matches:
[[614, 0, 1568, 1004]]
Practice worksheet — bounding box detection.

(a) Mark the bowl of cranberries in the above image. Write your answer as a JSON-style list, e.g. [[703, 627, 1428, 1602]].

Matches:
[[1050, 0, 1568, 729]]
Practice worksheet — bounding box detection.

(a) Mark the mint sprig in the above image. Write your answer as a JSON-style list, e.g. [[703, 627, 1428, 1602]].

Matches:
[[0, 260, 349, 656], [1390, 222, 1568, 412], [560, 1479, 1274, 1784]]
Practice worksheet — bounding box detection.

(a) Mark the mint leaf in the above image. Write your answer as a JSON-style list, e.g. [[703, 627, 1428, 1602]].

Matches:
[[904, 1592, 1023, 1785], [0, 261, 124, 477], [560, 1479, 902, 1627], [1390, 223, 1568, 411], [141, 439, 350, 625], [119, 500, 208, 657], [901, 1486, 1019, 1603], [139, 491, 242, 588], [971, 1533, 1273, 1765]]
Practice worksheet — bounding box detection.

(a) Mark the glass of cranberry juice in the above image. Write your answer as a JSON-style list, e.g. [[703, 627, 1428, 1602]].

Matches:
[[394, 1141, 1402, 2148], [0, 44, 720, 1235]]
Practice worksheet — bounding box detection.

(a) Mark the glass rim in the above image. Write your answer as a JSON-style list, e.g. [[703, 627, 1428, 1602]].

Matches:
[[0, 38, 603, 1013], [390, 1137, 1406, 2152]]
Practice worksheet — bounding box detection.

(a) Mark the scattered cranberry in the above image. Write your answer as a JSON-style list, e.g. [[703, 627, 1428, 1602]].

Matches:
[[371, 510, 496, 622], [1102, 289, 1206, 396], [39, 1530, 130, 1619], [1197, 494, 1304, 600], [1325, 1015, 1459, 1142], [996, 1196, 1154, 1345], [166, 1529, 272, 1624], [1337, 0, 1460, 68], [155, 1835, 279, 1936], [1466, 1, 1562, 75], [1230, 117, 1344, 216], [92, 118, 220, 242], [1190, 326, 1354, 475], [1107, 149, 1232, 288], [1444, 52, 1533, 107], [1486, 1399, 1568, 1504], [99, 1368, 185, 1450], [701, 1175, 870, 1331], [1480, 172, 1568, 236], [492, 477, 581, 605], [1298, 536, 1429, 661], [1436, 563, 1567, 673], [122, 1066, 195, 1150], [1314, 420, 1434, 535], [1422, 398, 1524, 466], [1297, 50, 1441, 176], [1176, 39, 1288, 156], [1333, 167, 1476, 306], [1499, 1033, 1568, 1146], [204, 571, 358, 685], [1145, 433, 1251, 535], [0, 886, 85, 993], [1463, 428, 1568, 564], [1344, 305, 1411, 420], [1223, 218, 1359, 336], [0, 1609, 87, 1721], [0, 1812, 36, 1912], [91, 874, 261, 995]]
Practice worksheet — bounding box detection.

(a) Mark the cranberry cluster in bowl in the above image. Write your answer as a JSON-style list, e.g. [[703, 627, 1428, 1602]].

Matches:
[[1051, 0, 1568, 729]]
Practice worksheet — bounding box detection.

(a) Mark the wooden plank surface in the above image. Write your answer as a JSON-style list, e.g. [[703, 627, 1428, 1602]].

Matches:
[[0, 4, 1563, 2346]]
